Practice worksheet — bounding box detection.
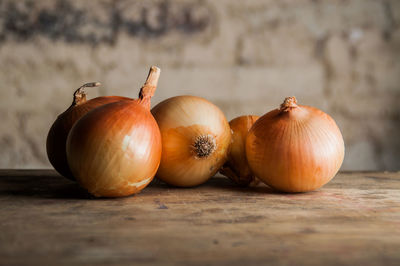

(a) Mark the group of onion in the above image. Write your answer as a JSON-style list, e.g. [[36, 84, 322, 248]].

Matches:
[[47, 66, 345, 197]]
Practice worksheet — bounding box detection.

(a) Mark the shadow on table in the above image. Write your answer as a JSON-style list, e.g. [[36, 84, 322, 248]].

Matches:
[[0, 170, 280, 200], [204, 176, 277, 193], [0, 170, 92, 200], [153, 175, 279, 194], [5, 170, 377, 199]]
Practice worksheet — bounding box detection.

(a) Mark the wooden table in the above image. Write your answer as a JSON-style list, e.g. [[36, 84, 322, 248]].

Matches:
[[0, 170, 399, 265]]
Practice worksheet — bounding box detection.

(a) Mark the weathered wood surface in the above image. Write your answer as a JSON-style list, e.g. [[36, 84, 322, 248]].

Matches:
[[0, 170, 399, 266]]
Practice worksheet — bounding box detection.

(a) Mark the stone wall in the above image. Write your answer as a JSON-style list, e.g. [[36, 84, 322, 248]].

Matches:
[[0, 0, 399, 170]]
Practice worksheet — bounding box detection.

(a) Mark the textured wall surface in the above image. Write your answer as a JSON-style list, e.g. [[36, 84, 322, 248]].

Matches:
[[0, 0, 399, 170]]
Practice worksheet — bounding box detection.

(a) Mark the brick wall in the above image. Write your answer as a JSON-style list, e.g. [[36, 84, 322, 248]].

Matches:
[[0, 0, 399, 170]]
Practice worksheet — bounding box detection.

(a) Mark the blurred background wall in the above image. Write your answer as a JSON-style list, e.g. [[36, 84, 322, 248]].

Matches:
[[0, 0, 399, 170]]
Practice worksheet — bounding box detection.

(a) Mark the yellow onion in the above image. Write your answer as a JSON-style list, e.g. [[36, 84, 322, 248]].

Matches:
[[246, 97, 344, 192], [66, 66, 162, 197], [151, 96, 231, 187], [46, 82, 130, 180], [220, 115, 260, 186]]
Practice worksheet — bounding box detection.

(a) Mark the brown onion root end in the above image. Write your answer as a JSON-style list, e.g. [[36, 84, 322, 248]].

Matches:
[[220, 165, 260, 187], [192, 134, 216, 158], [219, 166, 248, 186]]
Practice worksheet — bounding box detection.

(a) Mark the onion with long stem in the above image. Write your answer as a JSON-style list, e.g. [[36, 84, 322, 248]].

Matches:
[[46, 82, 130, 180], [66, 66, 162, 197], [246, 97, 345, 192], [151, 96, 231, 187]]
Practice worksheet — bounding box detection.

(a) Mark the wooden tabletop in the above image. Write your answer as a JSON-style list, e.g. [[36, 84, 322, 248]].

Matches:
[[0, 170, 399, 266]]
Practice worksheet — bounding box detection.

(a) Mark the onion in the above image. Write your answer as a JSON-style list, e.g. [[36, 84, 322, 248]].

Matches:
[[66, 66, 162, 197], [151, 96, 231, 187], [220, 115, 260, 186], [46, 82, 130, 180], [246, 97, 344, 192]]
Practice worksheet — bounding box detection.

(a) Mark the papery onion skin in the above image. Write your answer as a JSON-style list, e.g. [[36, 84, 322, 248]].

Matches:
[[151, 96, 231, 187], [46, 82, 130, 180], [66, 67, 162, 197], [246, 97, 344, 192], [220, 115, 260, 187]]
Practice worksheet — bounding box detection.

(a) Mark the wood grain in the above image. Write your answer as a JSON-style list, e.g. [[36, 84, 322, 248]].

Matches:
[[0, 170, 399, 266]]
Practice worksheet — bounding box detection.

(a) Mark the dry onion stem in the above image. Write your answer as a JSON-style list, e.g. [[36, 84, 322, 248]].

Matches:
[[246, 97, 345, 192]]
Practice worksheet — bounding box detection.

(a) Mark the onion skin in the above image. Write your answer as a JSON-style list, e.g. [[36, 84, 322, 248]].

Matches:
[[246, 97, 344, 192], [46, 82, 130, 180], [66, 67, 162, 197], [220, 115, 260, 186], [152, 96, 231, 187]]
